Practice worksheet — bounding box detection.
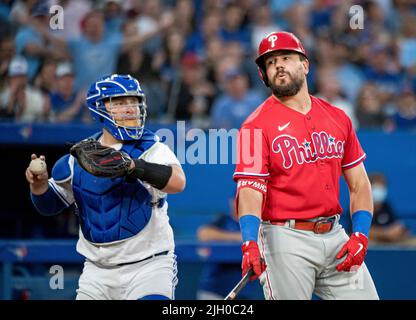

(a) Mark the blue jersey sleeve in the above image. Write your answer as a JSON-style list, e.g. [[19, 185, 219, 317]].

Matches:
[[31, 186, 68, 216]]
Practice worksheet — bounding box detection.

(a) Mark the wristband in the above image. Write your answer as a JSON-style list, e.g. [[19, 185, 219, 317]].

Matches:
[[351, 210, 372, 237], [239, 214, 260, 242], [129, 159, 172, 190]]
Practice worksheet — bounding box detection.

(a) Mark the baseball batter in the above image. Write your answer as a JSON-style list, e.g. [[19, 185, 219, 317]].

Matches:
[[25, 74, 186, 300], [234, 32, 379, 300]]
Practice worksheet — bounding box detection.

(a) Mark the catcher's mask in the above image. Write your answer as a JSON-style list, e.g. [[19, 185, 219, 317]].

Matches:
[[86, 74, 147, 141]]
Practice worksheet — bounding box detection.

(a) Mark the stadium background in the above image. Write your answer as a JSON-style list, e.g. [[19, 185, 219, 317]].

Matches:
[[0, 0, 415, 299]]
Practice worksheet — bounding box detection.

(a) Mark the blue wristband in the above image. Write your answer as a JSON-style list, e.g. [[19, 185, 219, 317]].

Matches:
[[239, 215, 260, 242], [351, 210, 372, 237]]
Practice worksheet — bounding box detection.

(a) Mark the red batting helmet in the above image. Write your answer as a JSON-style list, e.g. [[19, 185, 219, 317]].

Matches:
[[255, 31, 307, 87]]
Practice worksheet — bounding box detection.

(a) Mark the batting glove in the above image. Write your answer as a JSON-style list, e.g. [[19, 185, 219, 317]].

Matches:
[[241, 241, 266, 281], [336, 232, 368, 272]]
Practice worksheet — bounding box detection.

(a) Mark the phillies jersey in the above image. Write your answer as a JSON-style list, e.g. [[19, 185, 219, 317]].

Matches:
[[234, 95, 366, 221]]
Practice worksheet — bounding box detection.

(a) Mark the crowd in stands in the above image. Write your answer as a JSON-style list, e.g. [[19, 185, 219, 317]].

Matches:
[[0, 0, 414, 131]]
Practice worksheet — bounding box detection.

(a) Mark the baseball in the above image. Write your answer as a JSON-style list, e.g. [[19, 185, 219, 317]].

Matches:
[[29, 158, 47, 175]]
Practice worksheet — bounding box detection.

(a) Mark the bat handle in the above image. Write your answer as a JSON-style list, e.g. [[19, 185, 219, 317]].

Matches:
[[224, 268, 254, 300]]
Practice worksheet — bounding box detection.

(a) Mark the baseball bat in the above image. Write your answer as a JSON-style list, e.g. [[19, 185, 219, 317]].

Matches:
[[224, 268, 254, 300]]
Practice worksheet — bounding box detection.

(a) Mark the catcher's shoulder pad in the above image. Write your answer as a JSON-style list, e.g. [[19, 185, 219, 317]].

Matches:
[[52, 154, 72, 183]]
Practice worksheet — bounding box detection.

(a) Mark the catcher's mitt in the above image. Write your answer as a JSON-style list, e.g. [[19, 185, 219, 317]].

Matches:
[[70, 139, 132, 178]]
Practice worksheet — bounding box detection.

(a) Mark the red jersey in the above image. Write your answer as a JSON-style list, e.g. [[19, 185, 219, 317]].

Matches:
[[234, 95, 366, 220]]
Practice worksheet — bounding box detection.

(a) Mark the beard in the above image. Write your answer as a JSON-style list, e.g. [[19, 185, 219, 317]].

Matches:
[[270, 70, 305, 98]]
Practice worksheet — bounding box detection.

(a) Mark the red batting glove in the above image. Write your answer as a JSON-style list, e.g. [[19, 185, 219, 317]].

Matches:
[[241, 241, 266, 281], [336, 232, 369, 272]]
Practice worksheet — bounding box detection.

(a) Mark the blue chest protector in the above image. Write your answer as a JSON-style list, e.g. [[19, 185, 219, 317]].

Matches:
[[72, 129, 159, 243]]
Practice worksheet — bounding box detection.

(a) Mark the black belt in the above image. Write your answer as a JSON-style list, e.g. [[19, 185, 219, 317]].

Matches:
[[117, 250, 169, 266]]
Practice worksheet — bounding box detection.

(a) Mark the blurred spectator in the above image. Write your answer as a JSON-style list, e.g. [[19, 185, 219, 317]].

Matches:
[[398, 12, 416, 69], [0, 0, 13, 26], [9, 0, 38, 26], [315, 67, 358, 128], [158, 30, 186, 119], [250, 3, 282, 51], [355, 83, 388, 130], [14, 0, 68, 81], [309, 0, 334, 33], [390, 88, 416, 131], [68, 10, 173, 91], [0, 56, 50, 122], [211, 67, 265, 129], [219, 3, 251, 51], [103, 0, 125, 35], [204, 36, 224, 85], [313, 33, 365, 103], [134, 0, 165, 54], [49, 62, 88, 123], [369, 172, 414, 244], [159, 29, 186, 85], [172, 0, 196, 36], [167, 53, 215, 126], [185, 9, 221, 57], [0, 36, 15, 86], [117, 19, 165, 120], [54, 0, 92, 41], [223, 40, 264, 93], [362, 44, 405, 106], [33, 58, 57, 94], [269, 0, 307, 30], [196, 194, 261, 300]]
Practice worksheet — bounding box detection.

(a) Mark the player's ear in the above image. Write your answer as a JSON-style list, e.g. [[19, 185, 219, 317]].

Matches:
[[302, 57, 309, 75]]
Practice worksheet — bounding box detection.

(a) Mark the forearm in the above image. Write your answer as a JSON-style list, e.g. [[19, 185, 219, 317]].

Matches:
[[237, 188, 263, 242], [349, 180, 373, 215], [129, 160, 185, 193], [350, 182, 373, 234], [238, 188, 263, 219], [160, 165, 186, 194], [30, 185, 67, 216]]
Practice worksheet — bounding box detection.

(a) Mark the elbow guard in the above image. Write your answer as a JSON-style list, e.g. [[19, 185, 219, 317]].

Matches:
[[128, 159, 173, 190]]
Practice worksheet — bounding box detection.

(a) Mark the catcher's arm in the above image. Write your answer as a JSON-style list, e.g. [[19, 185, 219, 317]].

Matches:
[[70, 139, 185, 193], [26, 154, 69, 216], [129, 160, 185, 194]]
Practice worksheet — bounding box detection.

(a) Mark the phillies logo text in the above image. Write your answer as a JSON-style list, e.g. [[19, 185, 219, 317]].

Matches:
[[272, 131, 345, 169]]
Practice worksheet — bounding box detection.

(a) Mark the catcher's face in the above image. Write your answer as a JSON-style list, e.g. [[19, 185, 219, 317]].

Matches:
[[265, 51, 309, 97], [104, 96, 143, 127]]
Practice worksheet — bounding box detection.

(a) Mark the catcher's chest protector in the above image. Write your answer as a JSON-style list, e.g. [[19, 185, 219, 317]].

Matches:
[[72, 131, 158, 243]]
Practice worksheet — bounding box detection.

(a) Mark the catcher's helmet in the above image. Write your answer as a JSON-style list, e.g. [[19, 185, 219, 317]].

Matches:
[[86, 74, 147, 141], [255, 31, 307, 87]]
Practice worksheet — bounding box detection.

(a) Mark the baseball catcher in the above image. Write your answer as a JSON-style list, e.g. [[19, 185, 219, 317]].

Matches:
[[26, 74, 185, 300]]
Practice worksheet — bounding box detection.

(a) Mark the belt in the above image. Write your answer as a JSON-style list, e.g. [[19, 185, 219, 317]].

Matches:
[[117, 250, 169, 266], [269, 216, 338, 234]]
